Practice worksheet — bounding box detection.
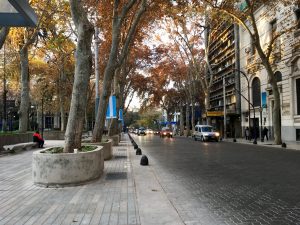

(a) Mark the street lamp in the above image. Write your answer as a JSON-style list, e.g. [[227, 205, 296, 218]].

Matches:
[[227, 69, 258, 144], [232, 68, 258, 143], [232, 69, 251, 131]]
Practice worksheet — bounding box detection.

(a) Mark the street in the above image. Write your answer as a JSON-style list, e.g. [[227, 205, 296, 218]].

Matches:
[[133, 134, 300, 225]]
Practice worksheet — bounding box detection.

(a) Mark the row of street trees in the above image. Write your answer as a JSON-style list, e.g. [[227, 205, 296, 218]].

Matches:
[[141, 0, 300, 144], [1, 0, 299, 150]]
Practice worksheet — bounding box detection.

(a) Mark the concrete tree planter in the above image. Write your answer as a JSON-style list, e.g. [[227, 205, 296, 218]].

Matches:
[[32, 146, 104, 187], [84, 140, 113, 160], [109, 135, 120, 146]]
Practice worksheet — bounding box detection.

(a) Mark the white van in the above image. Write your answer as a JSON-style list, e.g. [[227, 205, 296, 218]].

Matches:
[[193, 125, 220, 142]]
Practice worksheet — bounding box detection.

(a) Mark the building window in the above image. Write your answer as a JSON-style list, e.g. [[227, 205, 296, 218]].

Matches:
[[252, 77, 261, 107], [274, 71, 282, 82], [297, 78, 300, 115], [270, 19, 281, 60]]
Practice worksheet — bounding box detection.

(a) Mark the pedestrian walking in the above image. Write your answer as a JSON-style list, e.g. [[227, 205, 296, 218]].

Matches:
[[262, 127, 269, 141], [245, 127, 250, 140]]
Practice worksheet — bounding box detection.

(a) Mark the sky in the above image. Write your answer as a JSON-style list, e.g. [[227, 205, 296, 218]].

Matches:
[[127, 93, 141, 110]]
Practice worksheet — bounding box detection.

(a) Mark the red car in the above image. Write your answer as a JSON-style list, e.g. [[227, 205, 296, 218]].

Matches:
[[160, 127, 173, 138]]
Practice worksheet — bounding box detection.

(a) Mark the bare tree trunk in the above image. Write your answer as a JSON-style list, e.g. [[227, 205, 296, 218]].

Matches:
[[245, 0, 281, 144], [262, 59, 282, 144], [37, 105, 42, 131], [191, 99, 195, 134], [255, 43, 282, 144], [64, 0, 94, 152], [59, 99, 65, 131], [18, 47, 30, 132], [108, 69, 120, 136], [92, 0, 146, 142], [180, 104, 184, 136], [92, 28, 119, 141], [185, 102, 190, 137], [84, 108, 88, 131], [271, 83, 281, 144], [204, 92, 211, 125], [92, 59, 117, 142], [58, 61, 66, 131]]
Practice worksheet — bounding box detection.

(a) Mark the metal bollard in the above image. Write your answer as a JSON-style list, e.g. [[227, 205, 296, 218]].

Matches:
[[136, 148, 142, 155], [140, 155, 149, 166]]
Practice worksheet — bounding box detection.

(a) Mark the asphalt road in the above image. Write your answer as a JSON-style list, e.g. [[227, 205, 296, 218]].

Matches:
[[133, 134, 300, 225]]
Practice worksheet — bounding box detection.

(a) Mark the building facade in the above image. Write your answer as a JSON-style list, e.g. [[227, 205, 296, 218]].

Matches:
[[207, 22, 242, 138], [239, 2, 300, 141]]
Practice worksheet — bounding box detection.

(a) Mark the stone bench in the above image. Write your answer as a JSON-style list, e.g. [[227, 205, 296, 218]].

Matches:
[[3, 142, 39, 153]]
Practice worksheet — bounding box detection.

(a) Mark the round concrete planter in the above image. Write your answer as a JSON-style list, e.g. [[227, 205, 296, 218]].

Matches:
[[84, 140, 113, 160], [32, 146, 104, 187], [109, 135, 120, 146]]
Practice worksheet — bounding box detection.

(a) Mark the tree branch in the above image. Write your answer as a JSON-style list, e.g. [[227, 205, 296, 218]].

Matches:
[[119, 0, 147, 65]]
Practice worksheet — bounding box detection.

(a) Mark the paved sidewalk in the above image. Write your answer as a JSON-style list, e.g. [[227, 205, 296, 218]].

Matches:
[[0, 136, 182, 225], [0, 140, 140, 225], [222, 138, 300, 151]]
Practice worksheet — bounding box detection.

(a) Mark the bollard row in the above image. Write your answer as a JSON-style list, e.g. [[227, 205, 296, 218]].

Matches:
[[127, 133, 149, 166]]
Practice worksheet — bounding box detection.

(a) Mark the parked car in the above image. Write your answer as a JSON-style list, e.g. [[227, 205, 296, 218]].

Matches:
[[193, 125, 220, 142], [160, 127, 173, 138], [137, 128, 146, 136]]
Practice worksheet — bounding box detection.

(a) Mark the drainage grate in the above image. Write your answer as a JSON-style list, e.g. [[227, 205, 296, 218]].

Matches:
[[106, 172, 127, 180], [114, 155, 127, 159]]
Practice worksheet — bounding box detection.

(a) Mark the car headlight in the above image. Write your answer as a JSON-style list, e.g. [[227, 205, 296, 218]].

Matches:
[[170, 132, 173, 135], [163, 132, 166, 135], [215, 132, 220, 137]]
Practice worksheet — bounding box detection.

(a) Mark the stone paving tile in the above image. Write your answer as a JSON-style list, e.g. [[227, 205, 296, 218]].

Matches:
[[0, 140, 141, 225]]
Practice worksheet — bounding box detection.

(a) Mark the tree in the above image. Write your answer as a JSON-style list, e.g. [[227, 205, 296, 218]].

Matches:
[[167, 4, 219, 126], [134, 108, 161, 128], [64, 0, 94, 152], [8, 0, 57, 132], [92, 0, 147, 142], [151, 7, 206, 133], [203, 0, 299, 144], [43, 30, 75, 131]]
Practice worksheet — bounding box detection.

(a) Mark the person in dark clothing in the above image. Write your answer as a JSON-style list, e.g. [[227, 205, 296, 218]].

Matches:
[[245, 127, 250, 140], [262, 127, 269, 141], [33, 131, 44, 148]]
